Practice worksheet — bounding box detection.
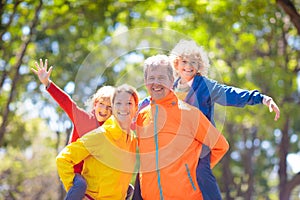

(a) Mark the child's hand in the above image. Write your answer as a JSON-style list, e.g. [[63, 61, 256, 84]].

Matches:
[[263, 95, 280, 121], [31, 59, 53, 87]]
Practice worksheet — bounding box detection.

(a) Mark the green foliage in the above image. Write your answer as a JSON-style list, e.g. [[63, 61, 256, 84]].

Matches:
[[0, 118, 59, 199], [0, 0, 299, 199]]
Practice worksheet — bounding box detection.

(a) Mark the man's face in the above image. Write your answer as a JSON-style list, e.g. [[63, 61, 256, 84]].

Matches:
[[145, 66, 174, 100]]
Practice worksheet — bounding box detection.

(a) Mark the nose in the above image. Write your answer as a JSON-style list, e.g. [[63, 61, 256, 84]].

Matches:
[[118, 104, 130, 113], [99, 104, 111, 111], [153, 79, 160, 85]]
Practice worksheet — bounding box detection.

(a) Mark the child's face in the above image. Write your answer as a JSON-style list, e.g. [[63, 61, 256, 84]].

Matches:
[[112, 91, 137, 130], [94, 98, 112, 122], [176, 56, 200, 82]]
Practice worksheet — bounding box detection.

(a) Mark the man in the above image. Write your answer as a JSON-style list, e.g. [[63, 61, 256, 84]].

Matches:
[[134, 54, 229, 199]]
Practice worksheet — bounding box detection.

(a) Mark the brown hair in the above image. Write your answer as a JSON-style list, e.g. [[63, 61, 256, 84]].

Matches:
[[112, 84, 139, 109]]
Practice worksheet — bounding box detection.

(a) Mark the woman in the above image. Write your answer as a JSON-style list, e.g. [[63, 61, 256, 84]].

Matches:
[[56, 84, 139, 200]]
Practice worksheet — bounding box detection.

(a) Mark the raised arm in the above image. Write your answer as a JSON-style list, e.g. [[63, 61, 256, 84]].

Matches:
[[32, 59, 83, 120], [32, 59, 99, 137], [205, 78, 280, 121]]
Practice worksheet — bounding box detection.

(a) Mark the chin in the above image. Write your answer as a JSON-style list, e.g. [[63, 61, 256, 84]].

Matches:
[[97, 117, 107, 122]]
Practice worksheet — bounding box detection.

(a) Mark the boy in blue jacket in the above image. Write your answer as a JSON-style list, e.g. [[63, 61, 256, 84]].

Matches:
[[170, 39, 280, 199]]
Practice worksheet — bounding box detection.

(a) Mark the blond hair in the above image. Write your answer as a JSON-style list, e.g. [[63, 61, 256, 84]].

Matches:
[[85, 85, 115, 113], [169, 39, 210, 76]]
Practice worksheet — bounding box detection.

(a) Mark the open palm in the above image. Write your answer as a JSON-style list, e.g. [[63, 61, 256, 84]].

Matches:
[[31, 59, 52, 86]]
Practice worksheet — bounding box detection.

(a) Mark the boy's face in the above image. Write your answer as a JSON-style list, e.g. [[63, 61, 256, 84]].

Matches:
[[113, 91, 137, 128], [176, 56, 200, 82], [145, 65, 174, 101], [94, 98, 112, 122]]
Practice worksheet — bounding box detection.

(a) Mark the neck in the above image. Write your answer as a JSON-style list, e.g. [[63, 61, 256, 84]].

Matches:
[[179, 77, 190, 84], [119, 123, 130, 134]]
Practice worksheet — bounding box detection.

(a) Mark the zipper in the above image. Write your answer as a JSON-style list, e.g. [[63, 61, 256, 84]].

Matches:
[[185, 163, 197, 191], [154, 104, 164, 200]]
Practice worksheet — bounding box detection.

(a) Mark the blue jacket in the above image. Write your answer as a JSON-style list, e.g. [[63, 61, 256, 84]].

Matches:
[[175, 74, 264, 125], [139, 74, 264, 126]]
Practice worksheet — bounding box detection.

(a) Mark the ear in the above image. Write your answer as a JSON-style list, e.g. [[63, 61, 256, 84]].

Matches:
[[93, 100, 98, 108], [168, 74, 174, 84], [173, 58, 179, 70]]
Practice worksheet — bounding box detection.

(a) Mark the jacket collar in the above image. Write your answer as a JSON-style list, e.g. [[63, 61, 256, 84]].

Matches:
[[102, 116, 127, 141], [150, 91, 178, 107]]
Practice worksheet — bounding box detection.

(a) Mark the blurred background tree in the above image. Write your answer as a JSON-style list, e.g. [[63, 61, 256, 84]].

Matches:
[[0, 0, 299, 199]]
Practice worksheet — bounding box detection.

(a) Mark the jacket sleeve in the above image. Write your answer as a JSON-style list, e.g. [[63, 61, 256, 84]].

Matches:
[[47, 81, 85, 121], [207, 129, 229, 168], [56, 140, 90, 191], [194, 110, 229, 168], [205, 78, 264, 107], [138, 96, 151, 112], [47, 82, 99, 138]]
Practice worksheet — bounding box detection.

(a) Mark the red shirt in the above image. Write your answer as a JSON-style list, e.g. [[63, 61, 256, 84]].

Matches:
[[47, 82, 103, 173]]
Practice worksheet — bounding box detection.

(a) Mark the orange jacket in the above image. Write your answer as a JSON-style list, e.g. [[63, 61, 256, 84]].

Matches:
[[136, 91, 229, 200]]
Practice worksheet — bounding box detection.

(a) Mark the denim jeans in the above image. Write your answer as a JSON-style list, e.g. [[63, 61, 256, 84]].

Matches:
[[197, 152, 222, 200], [132, 174, 142, 200], [64, 173, 87, 200]]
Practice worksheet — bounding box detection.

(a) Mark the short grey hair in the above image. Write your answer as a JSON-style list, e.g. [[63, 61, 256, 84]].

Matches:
[[144, 54, 174, 81]]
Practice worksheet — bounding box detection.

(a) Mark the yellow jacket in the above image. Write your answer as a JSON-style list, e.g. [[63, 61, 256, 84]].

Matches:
[[56, 116, 137, 200]]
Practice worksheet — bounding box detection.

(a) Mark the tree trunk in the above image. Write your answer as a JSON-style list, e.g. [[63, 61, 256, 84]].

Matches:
[[221, 123, 235, 200], [278, 116, 289, 200], [0, 0, 43, 145], [276, 0, 300, 35], [244, 127, 257, 200], [0, 2, 21, 92]]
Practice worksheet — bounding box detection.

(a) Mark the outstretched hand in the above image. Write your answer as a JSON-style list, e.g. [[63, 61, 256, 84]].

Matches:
[[263, 96, 280, 121], [31, 59, 53, 87]]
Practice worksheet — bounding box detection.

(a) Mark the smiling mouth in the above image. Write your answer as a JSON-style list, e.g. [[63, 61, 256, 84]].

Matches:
[[98, 112, 108, 117], [183, 68, 194, 73], [118, 111, 130, 116], [152, 86, 163, 92]]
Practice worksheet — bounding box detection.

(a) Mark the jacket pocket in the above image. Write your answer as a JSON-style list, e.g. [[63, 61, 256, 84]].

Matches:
[[185, 163, 197, 191]]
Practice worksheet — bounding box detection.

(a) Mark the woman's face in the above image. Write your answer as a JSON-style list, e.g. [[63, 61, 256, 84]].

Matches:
[[112, 91, 137, 131], [94, 98, 112, 122]]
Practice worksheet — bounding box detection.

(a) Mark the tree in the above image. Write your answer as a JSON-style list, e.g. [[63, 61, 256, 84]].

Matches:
[[0, 0, 299, 199], [0, 0, 43, 145], [276, 0, 300, 35]]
